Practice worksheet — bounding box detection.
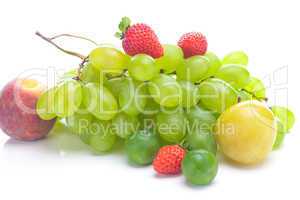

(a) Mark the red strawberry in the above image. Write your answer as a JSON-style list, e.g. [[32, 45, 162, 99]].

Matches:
[[153, 145, 186, 175], [178, 32, 208, 58], [115, 17, 163, 58]]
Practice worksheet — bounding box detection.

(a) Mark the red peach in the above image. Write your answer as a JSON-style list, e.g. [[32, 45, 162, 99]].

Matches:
[[0, 78, 56, 141]]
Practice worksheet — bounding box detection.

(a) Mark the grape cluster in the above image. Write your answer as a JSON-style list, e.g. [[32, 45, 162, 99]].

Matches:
[[36, 28, 294, 186]]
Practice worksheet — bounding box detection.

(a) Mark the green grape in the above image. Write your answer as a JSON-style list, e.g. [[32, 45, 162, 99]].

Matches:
[[212, 111, 220, 119], [185, 130, 217, 154], [59, 69, 78, 82], [36, 87, 57, 120], [182, 150, 218, 185], [148, 74, 182, 107], [202, 51, 222, 79], [273, 132, 285, 150], [141, 96, 161, 115], [138, 114, 156, 130], [215, 64, 250, 89], [128, 54, 159, 81], [104, 76, 126, 98], [82, 83, 118, 120], [111, 113, 139, 139], [271, 106, 295, 133], [118, 78, 148, 116], [238, 90, 253, 102], [89, 47, 129, 75], [177, 55, 209, 83], [186, 106, 217, 133], [79, 131, 90, 145], [178, 80, 200, 108], [66, 111, 93, 136], [125, 129, 161, 165], [80, 63, 107, 84], [222, 50, 248, 66], [155, 44, 184, 73], [198, 78, 238, 113], [54, 80, 82, 118], [88, 119, 116, 152], [138, 97, 160, 129], [273, 119, 286, 150], [243, 77, 266, 99], [156, 108, 187, 143]]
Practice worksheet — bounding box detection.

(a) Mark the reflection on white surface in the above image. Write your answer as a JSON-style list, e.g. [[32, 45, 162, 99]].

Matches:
[[0, 118, 299, 199], [1, 121, 125, 163], [3, 122, 88, 156]]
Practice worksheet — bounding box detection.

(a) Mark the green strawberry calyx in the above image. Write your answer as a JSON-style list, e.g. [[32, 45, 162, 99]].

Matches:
[[115, 16, 131, 39]]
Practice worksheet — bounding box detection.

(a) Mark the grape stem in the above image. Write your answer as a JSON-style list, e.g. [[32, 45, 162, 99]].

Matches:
[[179, 140, 189, 150], [237, 96, 242, 103], [105, 69, 128, 80], [49, 33, 98, 46], [241, 89, 268, 102], [35, 31, 86, 60], [159, 70, 177, 75], [76, 56, 89, 80], [194, 76, 215, 85]]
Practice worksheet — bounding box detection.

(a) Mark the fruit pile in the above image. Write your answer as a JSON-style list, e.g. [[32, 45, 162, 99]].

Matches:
[[0, 17, 295, 186]]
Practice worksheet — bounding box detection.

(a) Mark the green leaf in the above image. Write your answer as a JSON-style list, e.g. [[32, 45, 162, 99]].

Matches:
[[118, 16, 131, 32], [114, 32, 123, 39], [271, 106, 295, 133]]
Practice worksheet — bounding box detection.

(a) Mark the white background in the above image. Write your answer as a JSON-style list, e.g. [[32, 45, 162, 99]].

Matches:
[[0, 0, 299, 199]]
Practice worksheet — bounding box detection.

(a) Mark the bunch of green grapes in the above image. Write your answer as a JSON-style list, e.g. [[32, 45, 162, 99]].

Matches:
[[36, 36, 294, 167], [37, 46, 129, 152]]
